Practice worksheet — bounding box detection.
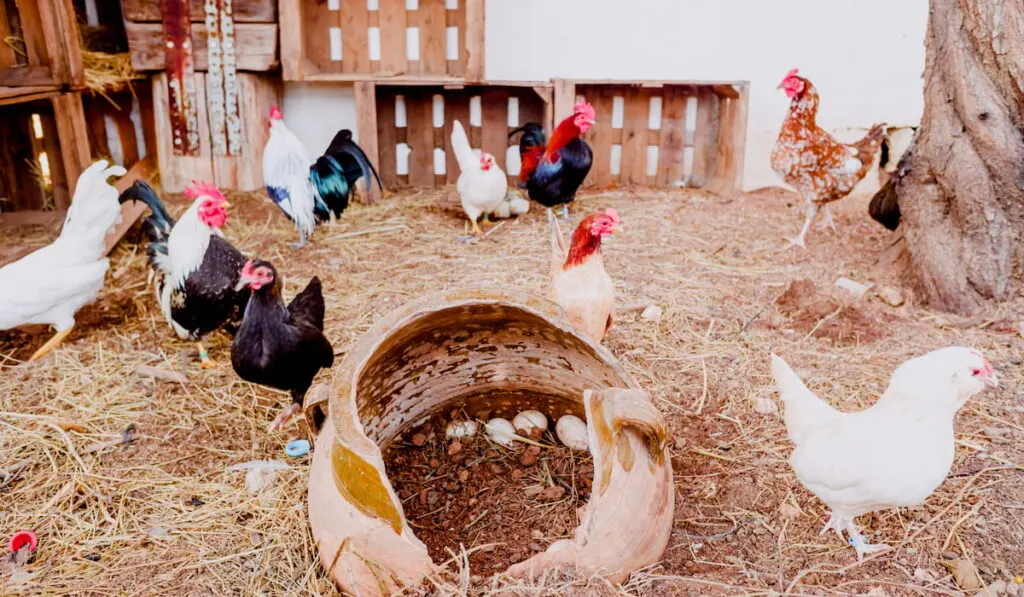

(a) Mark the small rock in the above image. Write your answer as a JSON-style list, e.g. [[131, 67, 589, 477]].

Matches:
[[779, 503, 801, 519], [447, 440, 463, 456], [411, 433, 427, 447], [489, 463, 502, 474], [942, 558, 984, 591], [1006, 582, 1019, 597], [458, 469, 469, 483], [147, 526, 172, 540], [640, 305, 663, 322], [531, 529, 544, 540], [913, 568, 936, 582], [519, 445, 541, 466], [510, 468, 524, 480], [529, 541, 544, 552], [943, 551, 960, 560], [980, 580, 1008, 596], [875, 285, 905, 307], [540, 485, 566, 501], [249, 532, 264, 546], [753, 396, 778, 415], [835, 277, 871, 298], [84, 553, 101, 562], [428, 458, 441, 469]]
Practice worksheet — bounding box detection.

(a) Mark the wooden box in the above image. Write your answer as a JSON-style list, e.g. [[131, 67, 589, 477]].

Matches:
[[280, 0, 484, 83], [121, 0, 279, 72], [554, 80, 749, 194], [358, 82, 552, 189], [0, 0, 82, 89]]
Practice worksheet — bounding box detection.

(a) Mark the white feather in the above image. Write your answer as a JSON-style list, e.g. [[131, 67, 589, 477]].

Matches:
[[263, 119, 317, 237], [451, 119, 507, 223]]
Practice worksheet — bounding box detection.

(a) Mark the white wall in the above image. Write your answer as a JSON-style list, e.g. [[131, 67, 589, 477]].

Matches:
[[285, 0, 928, 190]]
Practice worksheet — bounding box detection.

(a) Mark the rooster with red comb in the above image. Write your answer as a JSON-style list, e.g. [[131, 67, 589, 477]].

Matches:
[[510, 99, 595, 224], [119, 179, 250, 368]]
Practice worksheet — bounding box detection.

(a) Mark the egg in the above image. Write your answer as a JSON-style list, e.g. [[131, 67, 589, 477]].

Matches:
[[444, 420, 479, 439], [512, 410, 548, 435], [484, 418, 517, 447], [556, 415, 589, 451]]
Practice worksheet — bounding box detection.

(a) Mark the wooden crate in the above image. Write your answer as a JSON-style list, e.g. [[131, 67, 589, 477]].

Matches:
[[83, 89, 157, 174], [553, 80, 749, 194], [121, 0, 279, 73], [280, 0, 484, 83], [151, 71, 281, 192], [0, 0, 82, 89], [0, 91, 91, 223], [358, 82, 552, 190]]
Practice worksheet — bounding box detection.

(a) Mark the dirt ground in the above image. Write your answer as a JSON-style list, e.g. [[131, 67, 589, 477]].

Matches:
[[1, 185, 1022, 596]]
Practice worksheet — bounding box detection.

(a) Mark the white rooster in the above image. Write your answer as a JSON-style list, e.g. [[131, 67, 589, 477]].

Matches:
[[771, 347, 997, 560], [0, 160, 127, 360], [451, 120, 507, 238]]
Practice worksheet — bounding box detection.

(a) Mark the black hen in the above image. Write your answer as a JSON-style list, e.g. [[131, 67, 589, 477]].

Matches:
[[868, 132, 915, 231], [230, 260, 334, 431], [509, 100, 595, 216]]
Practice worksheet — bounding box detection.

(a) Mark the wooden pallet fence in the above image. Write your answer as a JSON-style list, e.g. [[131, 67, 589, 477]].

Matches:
[[280, 0, 484, 83], [0, 0, 82, 89], [364, 83, 551, 189], [553, 80, 749, 194], [82, 89, 157, 173]]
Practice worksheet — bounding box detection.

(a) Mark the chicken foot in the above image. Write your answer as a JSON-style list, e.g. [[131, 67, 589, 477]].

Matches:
[[269, 402, 302, 432], [822, 512, 891, 560], [197, 342, 216, 369], [816, 205, 838, 231], [29, 326, 74, 361], [786, 202, 818, 249]]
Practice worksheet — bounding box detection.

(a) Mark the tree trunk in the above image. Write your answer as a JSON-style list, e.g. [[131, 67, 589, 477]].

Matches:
[[889, 0, 1024, 315]]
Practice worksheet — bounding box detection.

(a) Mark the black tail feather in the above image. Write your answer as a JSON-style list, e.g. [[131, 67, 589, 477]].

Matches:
[[287, 276, 326, 331], [325, 129, 383, 192], [119, 180, 175, 232], [509, 122, 546, 155]]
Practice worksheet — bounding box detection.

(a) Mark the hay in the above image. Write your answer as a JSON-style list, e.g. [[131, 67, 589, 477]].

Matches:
[[81, 50, 140, 102], [1, 187, 1022, 596]]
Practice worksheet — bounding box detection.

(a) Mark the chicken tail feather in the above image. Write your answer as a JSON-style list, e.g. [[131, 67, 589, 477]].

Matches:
[[771, 353, 841, 445], [450, 120, 477, 172]]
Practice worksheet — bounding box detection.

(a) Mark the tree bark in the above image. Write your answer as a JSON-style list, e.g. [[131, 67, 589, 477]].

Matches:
[[889, 0, 1024, 315]]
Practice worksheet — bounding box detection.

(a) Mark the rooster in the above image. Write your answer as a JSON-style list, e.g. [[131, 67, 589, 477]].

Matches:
[[771, 347, 997, 560], [771, 69, 885, 248], [0, 160, 126, 360], [231, 260, 334, 431], [262, 106, 382, 247], [511, 101, 595, 219], [450, 119, 507, 238], [120, 180, 249, 368], [549, 208, 620, 342]]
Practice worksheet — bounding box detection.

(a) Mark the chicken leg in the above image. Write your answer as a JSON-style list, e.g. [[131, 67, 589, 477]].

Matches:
[[786, 202, 819, 249], [844, 520, 890, 561], [269, 402, 302, 432], [29, 325, 74, 361], [197, 342, 216, 369], [816, 205, 837, 231]]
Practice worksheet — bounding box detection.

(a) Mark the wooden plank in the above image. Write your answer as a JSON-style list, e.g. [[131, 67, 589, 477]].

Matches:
[[127, 23, 278, 71], [419, 0, 447, 77], [37, 0, 83, 87], [0, 210, 64, 226], [212, 73, 278, 191], [0, 67, 57, 87], [446, 0, 465, 77], [278, 0, 302, 80], [406, 91, 434, 186], [464, 0, 484, 82], [0, 86, 58, 106], [340, 0, 370, 75], [83, 96, 111, 159], [375, 91, 399, 188], [353, 81, 379, 203], [378, 0, 406, 75], [552, 79, 576, 126], [136, 83, 158, 159], [691, 89, 718, 188], [619, 88, 648, 186], [582, 87, 612, 187], [50, 93, 91, 210], [152, 72, 214, 192], [711, 84, 740, 99], [39, 107, 69, 211], [444, 90, 470, 184], [14, 0, 48, 70], [707, 83, 748, 195], [121, 0, 277, 22], [480, 88, 506, 172], [657, 87, 686, 187], [104, 156, 155, 253]]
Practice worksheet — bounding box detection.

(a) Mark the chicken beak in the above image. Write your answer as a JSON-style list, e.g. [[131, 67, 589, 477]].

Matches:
[[234, 277, 250, 292], [611, 225, 622, 234], [220, 201, 231, 209], [587, 119, 597, 125]]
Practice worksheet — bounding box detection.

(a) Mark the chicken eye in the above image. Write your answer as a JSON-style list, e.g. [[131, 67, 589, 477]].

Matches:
[[971, 368, 982, 376]]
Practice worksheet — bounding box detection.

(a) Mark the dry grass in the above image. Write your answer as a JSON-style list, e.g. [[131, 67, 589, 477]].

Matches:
[[1, 186, 1022, 596], [81, 50, 140, 100]]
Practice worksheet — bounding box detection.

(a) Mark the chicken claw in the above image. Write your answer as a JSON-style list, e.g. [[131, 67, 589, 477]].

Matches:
[[269, 403, 302, 432], [29, 326, 74, 361], [819, 512, 845, 538], [847, 532, 891, 561], [197, 343, 216, 369], [816, 205, 838, 231]]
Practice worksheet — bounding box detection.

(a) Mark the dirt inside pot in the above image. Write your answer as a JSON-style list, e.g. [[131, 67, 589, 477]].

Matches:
[[383, 412, 593, 575]]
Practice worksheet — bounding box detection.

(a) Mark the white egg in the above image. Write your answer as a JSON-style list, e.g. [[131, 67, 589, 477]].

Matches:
[[484, 418, 517, 447], [556, 415, 589, 451], [445, 420, 479, 439], [512, 410, 548, 435]]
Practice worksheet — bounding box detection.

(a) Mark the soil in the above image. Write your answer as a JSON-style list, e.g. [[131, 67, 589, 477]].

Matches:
[[774, 278, 890, 345], [383, 418, 593, 575]]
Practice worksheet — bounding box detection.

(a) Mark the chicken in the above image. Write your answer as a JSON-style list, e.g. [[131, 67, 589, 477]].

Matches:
[[450, 119, 507, 238], [869, 127, 917, 231], [511, 101, 595, 219], [0, 160, 126, 360], [491, 190, 530, 220], [549, 208, 620, 342], [120, 180, 249, 368], [263, 106, 382, 247], [771, 69, 886, 247], [771, 347, 998, 560], [231, 260, 334, 431]]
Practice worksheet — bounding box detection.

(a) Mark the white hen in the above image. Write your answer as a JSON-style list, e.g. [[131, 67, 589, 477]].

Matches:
[[451, 119, 507, 237], [0, 160, 127, 360], [771, 347, 997, 560]]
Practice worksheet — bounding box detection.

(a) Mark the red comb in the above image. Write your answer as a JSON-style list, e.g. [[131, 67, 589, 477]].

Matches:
[[785, 68, 799, 78], [184, 180, 225, 202], [604, 208, 620, 224], [269, 105, 283, 120], [241, 259, 255, 277], [573, 100, 595, 120]]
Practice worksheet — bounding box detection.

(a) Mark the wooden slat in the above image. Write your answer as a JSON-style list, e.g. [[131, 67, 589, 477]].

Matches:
[[14, 0, 49, 70], [619, 88, 648, 186], [340, 0, 370, 75], [278, 0, 302, 80], [552, 79, 576, 125], [300, 0, 334, 75], [137, 83, 158, 160], [691, 90, 718, 189], [375, 91, 399, 188], [0, 210, 64, 226], [127, 23, 277, 71], [444, 91, 470, 184], [152, 72, 215, 192], [378, 0, 406, 75], [354, 81, 379, 203], [480, 88, 507, 171], [0, 67, 57, 87], [464, 0, 484, 82], [584, 87, 612, 187], [658, 87, 687, 187], [446, 0, 465, 78], [419, 0, 447, 77], [50, 93, 91, 210], [39, 107, 69, 211], [38, 0, 83, 86], [212, 73, 279, 191], [0, 85, 57, 106], [104, 156, 155, 253], [707, 83, 748, 195], [406, 91, 434, 186], [121, 0, 277, 22], [83, 97, 111, 158]]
